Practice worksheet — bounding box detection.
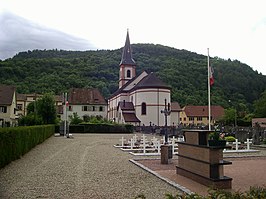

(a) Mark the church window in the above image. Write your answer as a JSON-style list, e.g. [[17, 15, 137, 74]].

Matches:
[[141, 102, 146, 115], [126, 69, 131, 78]]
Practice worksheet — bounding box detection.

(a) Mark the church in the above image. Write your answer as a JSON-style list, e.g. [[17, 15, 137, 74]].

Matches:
[[108, 31, 180, 126]]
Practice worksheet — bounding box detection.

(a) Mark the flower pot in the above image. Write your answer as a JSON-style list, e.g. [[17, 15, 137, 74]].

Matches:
[[208, 140, 226, 147]]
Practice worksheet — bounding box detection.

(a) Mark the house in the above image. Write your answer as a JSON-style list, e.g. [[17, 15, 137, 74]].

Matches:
[[0, 85, 18, 127], [108, 31, 172, 126], [65, 88, 107, 121], [16, 94, 62, 117], [171, 102, 182, 126], [180, 105, 224, 127], [252, 118, 266, 128]]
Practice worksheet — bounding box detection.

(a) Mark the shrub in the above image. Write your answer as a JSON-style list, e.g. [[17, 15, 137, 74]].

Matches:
[[225, 136, 236, 142], [0, 125, 55, 168]]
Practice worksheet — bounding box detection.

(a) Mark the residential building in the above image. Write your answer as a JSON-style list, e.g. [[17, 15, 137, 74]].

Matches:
[[252, 118, 266, 128], [65, 88, 107, 121], [16, 94, 62, 117], [180, 105, 224, 127], [0, 85, 18, 127]]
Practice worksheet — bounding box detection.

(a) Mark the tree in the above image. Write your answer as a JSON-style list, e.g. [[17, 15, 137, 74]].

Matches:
[[69, 112, 83, 124], [253, 91, 266, 117], [222, 108, 237, 126], [37, 93, 57, 124]]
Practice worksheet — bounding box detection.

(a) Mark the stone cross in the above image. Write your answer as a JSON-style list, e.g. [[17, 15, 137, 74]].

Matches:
[[244, 138, 253, 150], [233, 139, 241, 151], [132, 134, 138, 143], [129, 138, 135, 150], [153, 140, 161, 154], [119, 137, 126, 147]]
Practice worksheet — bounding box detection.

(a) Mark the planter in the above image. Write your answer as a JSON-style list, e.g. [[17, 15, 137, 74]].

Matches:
[[208, 140, 226, 147]]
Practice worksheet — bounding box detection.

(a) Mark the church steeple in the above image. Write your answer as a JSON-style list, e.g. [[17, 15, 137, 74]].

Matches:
[[119, 30, 136, 88], [120, 30, 136, 66]]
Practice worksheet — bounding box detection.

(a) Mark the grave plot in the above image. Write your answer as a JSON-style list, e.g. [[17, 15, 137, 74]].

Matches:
[[223, 138, 259, 153], [114, 134, 180, 156]]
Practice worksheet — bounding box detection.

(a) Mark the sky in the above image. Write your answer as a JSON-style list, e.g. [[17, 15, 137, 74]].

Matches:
[[1, 0, 266, 75]]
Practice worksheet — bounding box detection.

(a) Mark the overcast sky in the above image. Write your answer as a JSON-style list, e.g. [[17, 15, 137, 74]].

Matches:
[[1, 0, 266, 75]]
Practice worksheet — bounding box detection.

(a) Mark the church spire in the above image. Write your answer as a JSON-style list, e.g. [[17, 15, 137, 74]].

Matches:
[[119, 30, 136, 88], [120, 30, 136, 66]]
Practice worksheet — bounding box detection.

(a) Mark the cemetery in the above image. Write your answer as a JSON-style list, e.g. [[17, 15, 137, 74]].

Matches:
[[117, 129, 266, 196]]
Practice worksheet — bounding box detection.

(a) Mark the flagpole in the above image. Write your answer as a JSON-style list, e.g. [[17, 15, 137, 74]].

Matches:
[[207, 48, 211, 130]]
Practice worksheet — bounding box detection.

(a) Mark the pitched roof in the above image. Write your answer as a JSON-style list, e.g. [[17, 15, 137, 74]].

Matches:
[[118, 101, 135, 111], [17, 93, 27, 101], [122, 113, 141, 122], [68, 88, 106, 105], [171, 102, 182, 112], [133, 72, 170, 90], [0, 85, 16, 105], [183, 105, 224, 119], [120, 30, 136, 66]]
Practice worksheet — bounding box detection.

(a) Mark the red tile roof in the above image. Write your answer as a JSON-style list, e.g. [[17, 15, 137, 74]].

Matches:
[[0, 85, 16, 105], [183, 105, 224, 119], [68, 88, 106, 105]]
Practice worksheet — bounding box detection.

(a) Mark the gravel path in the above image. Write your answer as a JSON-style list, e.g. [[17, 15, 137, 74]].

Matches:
[[0, 133, 181, 199]]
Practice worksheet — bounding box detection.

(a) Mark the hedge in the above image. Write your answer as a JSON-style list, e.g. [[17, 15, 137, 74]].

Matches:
[[0, 125, 55, 168], [55, 123, 134, 134]]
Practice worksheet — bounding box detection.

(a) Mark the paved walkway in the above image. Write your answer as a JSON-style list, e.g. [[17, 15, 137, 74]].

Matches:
[[0, 134, 180, 199]]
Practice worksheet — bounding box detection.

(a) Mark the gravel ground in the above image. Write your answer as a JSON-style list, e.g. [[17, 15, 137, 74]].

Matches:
[[0, 133, 181, 199]]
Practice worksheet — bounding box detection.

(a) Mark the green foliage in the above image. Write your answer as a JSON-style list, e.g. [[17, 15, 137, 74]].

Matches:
[[208, 131, 220, 141], [82, 115, 114, 124], [0, 125, 55, 168], [163, 186, 266, 198], [69, 112, 83, 124], [18, 113, 43, 126], [37, 93, 57, 124], [224, 136, 236, 142], [67, 123, 133, 133], [253, 90, 266, 117], [1, 45, 266, 115], [221, 108, 237, 126], [18, 93, 57, 126]]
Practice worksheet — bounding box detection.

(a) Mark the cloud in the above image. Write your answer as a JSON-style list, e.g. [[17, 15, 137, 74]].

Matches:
[[0, 11, 96, 60]]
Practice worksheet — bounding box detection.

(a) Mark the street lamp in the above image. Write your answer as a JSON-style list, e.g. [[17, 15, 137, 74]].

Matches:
[[161, 99, 171, 144]]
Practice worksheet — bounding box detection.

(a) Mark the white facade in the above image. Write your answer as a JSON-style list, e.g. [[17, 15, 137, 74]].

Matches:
[[64, 104, 107, 121]]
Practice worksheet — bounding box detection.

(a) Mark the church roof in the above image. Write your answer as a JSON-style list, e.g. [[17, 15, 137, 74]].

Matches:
[[118, 101, 135, 111], [122, 113, 141, 122], [109, 72, 170, 99], [119, 30, 136, 66], [132, 72, 170, 90]]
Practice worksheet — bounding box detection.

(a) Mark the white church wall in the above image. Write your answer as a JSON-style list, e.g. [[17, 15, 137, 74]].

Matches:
[[133, 88, 171, 126]]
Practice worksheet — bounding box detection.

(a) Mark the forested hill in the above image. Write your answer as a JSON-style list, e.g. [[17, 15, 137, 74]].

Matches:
[[1, 44, 266, 110]]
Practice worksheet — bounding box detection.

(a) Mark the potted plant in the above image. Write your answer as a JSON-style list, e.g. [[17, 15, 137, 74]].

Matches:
[[208, 131, 226, 147]]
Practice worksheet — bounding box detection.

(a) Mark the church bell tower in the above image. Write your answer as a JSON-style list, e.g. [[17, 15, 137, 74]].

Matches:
[[119, 30, 136, 88]]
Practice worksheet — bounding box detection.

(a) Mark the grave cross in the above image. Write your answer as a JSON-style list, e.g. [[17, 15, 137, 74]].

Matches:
[[119, 137, 127, 147], [160, 99, 171, 144], [244, 138, 253, 150], [233, 139, 241, 151]]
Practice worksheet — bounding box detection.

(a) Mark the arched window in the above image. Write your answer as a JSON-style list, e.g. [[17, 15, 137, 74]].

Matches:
[[141, 102, 146, 115], [126, 69, 131, 78]]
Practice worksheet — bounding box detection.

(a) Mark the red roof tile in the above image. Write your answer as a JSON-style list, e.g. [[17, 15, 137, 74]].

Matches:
[[68, 88, 106, 105], [183, 105, 224, 119]]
